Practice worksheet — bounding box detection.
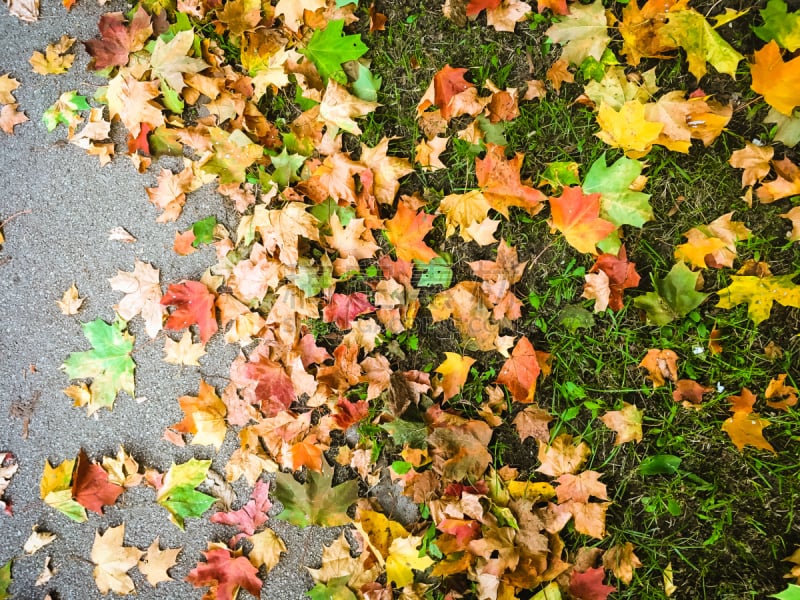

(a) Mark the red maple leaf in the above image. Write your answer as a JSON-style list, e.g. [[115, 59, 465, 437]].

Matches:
[[569, 566, 616, 600], [496, 336, 541, 403], [83, 7, 152, 70], [186, 547, 262, 600], [210, 480, 271, 537], [161, 280, 218, 344], [331, 396, 369, 430], [322, 292, 376, 329], [433, 65, 474, 121], [466, 0, 502, 16], [588, 246, 641, 311], [71, 449, 123, 514], [538, 0, 569, 15], [127, 123, 151, 156], [231, 350, 296, 417]]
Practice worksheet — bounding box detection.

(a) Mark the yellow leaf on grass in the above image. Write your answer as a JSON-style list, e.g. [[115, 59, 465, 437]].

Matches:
[[600, 402, 644, 445], [435, 353, 476, 401], [716, 273, 800, 324], [596, 101, 663, 158]]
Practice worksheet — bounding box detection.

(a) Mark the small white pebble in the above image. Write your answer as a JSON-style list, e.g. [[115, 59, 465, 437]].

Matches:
[[716, 382, 725, 393], [692, 346, 704, 355], [752, 138, 765, 146]]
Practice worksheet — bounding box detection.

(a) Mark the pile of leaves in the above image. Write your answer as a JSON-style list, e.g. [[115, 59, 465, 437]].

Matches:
[[2, 0, 800, 599]]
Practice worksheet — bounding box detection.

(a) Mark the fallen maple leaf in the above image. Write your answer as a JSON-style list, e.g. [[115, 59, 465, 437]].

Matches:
[[756, 157, 800, 203], [61, 318, 136, 413], [729, 142, 774, 187], [84, 7, 152, 69], [29, 35, 75, 75], [661, 8, 743, 79], [476, 144, 545, 217], [186, 546, 262, 600], [384, 201, 439, 263], [172, 380, 228, 449], [0, 104, 28, 135], [548, 186, 616, 254], [570, 566, 616, 600], [603, 542, 642, 585], [496, 336, 541, 403], [211, 480, 271, 536], [149, 29, 208, 93], [106, 73, 165, 138], [545, 0, 610, 65], [72, 449, 123, 514], [386, 535, 435, 588], [323, 292, 376, 330], [721, 388, 775, 453], [138, 537, 181, 587], [429, 281, 500, 352], [274, 460, 358, 527], [600, 403, 644, 445], [435, 353, 476, 401], [750, 40, 800, 116], [583, 247, 641, 312], [672, 379, 712, 409], [674, 212, 751, 269], [161, 280, 218, 344], [545, 58, 575, 93], [56, 283, 84, 315], [596, 100, 663, 158], [163, 331, 206, 366], [639, 348, 678, 388], [633, 261, 709, 326], [156, 459, 216, 528], [91, 524, 142, 595], [418, 64, 473, 122], [716, 272, 800, 324], [765, 374, 798, 410], [537, 434, 591, 477], [360, 137, 414, 205], [109, 260, 164, 338], [318, 79, 379, 135], [780, 206, 800, 242]]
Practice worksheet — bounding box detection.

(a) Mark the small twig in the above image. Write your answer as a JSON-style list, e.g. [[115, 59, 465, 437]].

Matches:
[[0, 209, 31, 229]]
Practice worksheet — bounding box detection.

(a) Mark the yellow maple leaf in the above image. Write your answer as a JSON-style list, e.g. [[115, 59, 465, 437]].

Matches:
[[595, 100, 663, 158], [29, 35, 75, 75], [171, 380, 228, 449], [439, 189, 492, 240], [716, 273, 800, 324], [435, 353, 476, 401], [385, 535, 434, 588], [91, 524, 142, 595]]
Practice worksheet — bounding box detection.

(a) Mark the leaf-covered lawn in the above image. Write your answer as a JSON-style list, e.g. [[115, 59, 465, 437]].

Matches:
[[1, 0, 800, 599]]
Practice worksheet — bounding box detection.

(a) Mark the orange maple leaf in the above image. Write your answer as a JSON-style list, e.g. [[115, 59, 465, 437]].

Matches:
[[384, 201, 439, 263], [496, 336, 541, 403], [435, 353, 476, 401], [476, 144, 545, 218], [548, 186, 616, 254], [750, 40, 800, 116], [721, 388, 775, 453]]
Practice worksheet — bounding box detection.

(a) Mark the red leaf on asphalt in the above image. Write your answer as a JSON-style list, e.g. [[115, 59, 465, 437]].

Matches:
[[210, 480, 271, 537], [496, 336, 541, 403], [186, 547, 262, 600], [322, 292, 376, 330], [72, 449, 123, 513], [161, 280, 218, 344], [569, 566, 616, 600], [84, 7, 152, 69]]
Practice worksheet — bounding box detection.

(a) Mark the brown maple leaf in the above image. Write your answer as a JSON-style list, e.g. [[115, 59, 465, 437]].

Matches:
[[72, 449, 124, 514], [84, 7, 153, 69], [638, 348, 678, 388]]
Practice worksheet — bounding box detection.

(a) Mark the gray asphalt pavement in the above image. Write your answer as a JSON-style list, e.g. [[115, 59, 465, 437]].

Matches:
[[0, 2, 333, 597]]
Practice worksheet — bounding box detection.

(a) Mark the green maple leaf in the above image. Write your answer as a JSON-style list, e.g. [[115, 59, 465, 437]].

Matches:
[[61, 318, 135, 413], [0, 560, 10, 600], [633, 262, 709, 326], [299, 19, 367, 85], [755, 0, 800, 52], [42, 90, 90, 132], [274, 460, 358, 527], [191, 215, 217, 247], [307, 577, 357, 600], [661, 9, 743, 79], [582, 153, 653, 228], [772, 585, 800, 600], [156, 459, 216, 528], [415, 257, 453, 288], [716, 274, 800, 324]]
